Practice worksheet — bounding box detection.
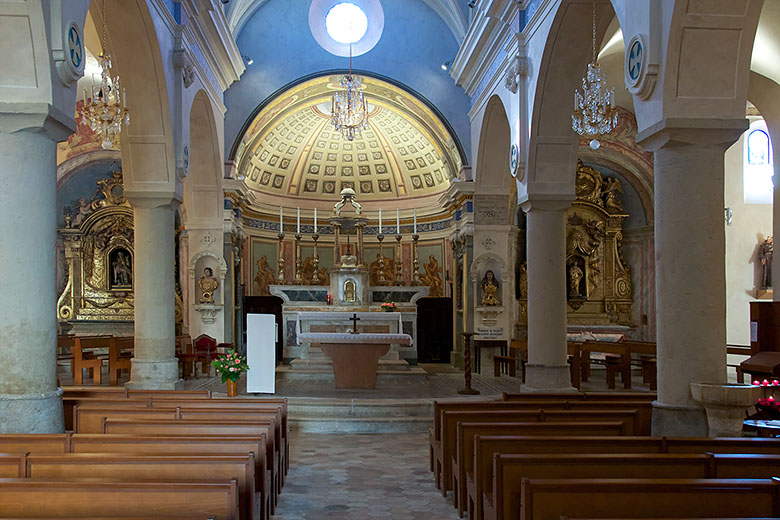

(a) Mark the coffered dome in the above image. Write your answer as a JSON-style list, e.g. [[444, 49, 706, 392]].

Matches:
[[233, 73, 464, 206]]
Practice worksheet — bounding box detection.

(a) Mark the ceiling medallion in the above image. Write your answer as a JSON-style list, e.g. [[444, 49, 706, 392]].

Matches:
[[331, 43, 369, 141], [81, 1, 130, 149], [571, 0, 617, 151]]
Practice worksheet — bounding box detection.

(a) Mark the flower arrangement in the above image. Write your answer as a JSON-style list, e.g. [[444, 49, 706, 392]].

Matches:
[[753, 379, 780, 419], [211, 350, 249, 383], [381, 302, 398, 312]]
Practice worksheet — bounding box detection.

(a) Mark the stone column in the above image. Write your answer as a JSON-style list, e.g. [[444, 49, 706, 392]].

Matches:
[[125, 196, 182, 390], [521, 199, 574, 391], [640, 124, 746, 436], [0, 128, 66, 433]]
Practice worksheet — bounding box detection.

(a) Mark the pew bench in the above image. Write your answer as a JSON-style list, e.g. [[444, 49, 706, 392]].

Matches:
[[0, 478, 240, 520]]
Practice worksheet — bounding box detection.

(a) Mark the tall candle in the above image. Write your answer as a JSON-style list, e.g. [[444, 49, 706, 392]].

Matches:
[[396, 209, 400, 233], [297, 207, 300, 234], [413, 209, 417, 234], [279, 206, 283, 231], [378, 209, 382, 233], [314, 208, 317, 231]]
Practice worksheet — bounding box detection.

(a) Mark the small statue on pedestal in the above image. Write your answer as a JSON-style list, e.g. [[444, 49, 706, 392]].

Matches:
[[569, 263, 584, 297], [198, 267, 219, 304], [760, 236, 774, 289]]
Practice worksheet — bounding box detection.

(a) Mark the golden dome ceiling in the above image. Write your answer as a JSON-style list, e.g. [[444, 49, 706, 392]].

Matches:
[[234, 74, 463, 203]]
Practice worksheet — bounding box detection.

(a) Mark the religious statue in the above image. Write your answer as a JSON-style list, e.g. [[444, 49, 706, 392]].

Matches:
[[518, 263, 528, 299], [420, 255, 443, 297], [198, 267, 219, 304], [602, 177, 623, 213], [760, 236, 774, 288], [253, 256, 276, 296], [480, 270, 501, 306], [302, 256, 329, 285], [111, 250, 132, 287], [71, 198, 93, 227], [569, 263, 584, 297]]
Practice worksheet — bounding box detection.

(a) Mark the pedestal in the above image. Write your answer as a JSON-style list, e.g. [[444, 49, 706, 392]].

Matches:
[[321, 343, 391, 389], [690, 382, 760, 437]]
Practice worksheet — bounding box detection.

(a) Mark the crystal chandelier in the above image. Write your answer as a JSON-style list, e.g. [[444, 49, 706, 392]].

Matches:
[[331, 44, 369, 141], [81, 1, 130, 150], [571, 0, 617, 150]]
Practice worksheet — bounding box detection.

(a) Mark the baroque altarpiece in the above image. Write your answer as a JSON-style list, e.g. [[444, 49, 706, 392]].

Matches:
[[518, 161, 633, 326]]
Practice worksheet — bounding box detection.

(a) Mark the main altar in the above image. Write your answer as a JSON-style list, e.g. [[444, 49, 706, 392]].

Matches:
[[270, 189, 429, 387]]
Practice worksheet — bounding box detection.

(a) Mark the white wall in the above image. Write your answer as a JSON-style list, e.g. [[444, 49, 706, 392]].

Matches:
[[725, 126, 773, 346]]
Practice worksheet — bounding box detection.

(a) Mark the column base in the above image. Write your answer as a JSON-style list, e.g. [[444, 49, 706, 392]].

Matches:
[[0, 388, 64, 433], [522, 364, 577, 392], [651, 400, 708, 437], [125, 358, 183, 390]]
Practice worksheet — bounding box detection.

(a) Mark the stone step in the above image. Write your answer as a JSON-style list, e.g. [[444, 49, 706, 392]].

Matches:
[[288, 358, 415, 371], [289, 416, 432, 433], [287, 397, 433, 417]]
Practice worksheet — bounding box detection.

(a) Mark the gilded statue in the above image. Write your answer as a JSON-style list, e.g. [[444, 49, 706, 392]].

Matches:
[[518, 263, 528, 299], [480, 270, 500, 306], [198, 267, 219, 304], [602, 177, 623, 213], [302, 256, 329, 285], [253, 256, 276, 296], [760, 236, 774, 289], [111, 250, 132, 287], [369, 254, 395, 285], [420, 255, 443, 297], [569, 263, 584, 297]]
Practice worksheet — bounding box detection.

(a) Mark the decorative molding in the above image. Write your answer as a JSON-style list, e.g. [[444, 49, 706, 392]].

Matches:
[[173, 48, 196, 88], [504, 55, 527, 94], [188, 249, 228, 279], [194, 303, 221, 324]]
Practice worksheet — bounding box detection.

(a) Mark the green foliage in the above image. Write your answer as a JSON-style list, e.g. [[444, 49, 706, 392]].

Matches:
[[211, 349, 250, 383]]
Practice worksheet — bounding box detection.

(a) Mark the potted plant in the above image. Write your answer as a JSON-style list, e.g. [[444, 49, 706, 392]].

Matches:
[[381, 302, 398, 312], [211, 349, 249, 397]]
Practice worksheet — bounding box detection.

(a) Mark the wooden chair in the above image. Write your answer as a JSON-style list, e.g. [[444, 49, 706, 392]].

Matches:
[[73, 336, 111, 385], [493, 339, 526, 378], [175, 335, 195, 378], [108, 336, 133, 386], [192, 334, 220, 377]]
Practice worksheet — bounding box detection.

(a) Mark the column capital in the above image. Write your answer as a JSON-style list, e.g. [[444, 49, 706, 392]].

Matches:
[[124, 192, 181, 210], [0, 102, 75, 141], [637, 117, 748, 152], [519, 195, 573, 213]]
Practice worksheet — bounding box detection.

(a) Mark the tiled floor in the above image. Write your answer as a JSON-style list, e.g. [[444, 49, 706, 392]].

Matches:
[[272, 431, 457, 520]]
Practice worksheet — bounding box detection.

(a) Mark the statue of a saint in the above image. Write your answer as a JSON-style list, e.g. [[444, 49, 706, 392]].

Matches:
[[369, 254, 395, 285], [253, 256, 276, 296], [480, 270, 500, 306], [71, 198, 92, 227], [198, 267, 219, 304], [111, 251, 132, 287], [569, 263, 584, 297], [421, 255, 443, 297], [602, 177, 624, 213], [760, 236, 774, 288]]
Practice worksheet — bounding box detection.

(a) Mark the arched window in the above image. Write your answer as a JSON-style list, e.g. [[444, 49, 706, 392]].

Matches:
[[744, 120, 774, 205], [748, 129, 771, 165]]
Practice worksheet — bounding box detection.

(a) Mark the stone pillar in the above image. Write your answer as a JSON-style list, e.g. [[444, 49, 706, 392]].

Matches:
[[521, 200, 574, 391], [773, 153, 780, 302], [0, 129, 65, 432], [640, 124, 746, 436], [125, 196, 182, 390]]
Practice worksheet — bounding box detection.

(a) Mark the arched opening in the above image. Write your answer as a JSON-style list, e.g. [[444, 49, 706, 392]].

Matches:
[[475, 95, 511, 193]]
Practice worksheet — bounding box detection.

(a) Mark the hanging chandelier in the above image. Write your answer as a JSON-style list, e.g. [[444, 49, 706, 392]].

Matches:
[[571, 0, 617, 150], [81, 1, 130, 150], [331, 44, 369, 141]]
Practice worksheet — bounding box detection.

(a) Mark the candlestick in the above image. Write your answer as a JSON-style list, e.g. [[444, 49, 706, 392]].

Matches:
[[277, 232, 286, 284], [378, 209, 382, 234], [312, 234, 321, 285], [394, 234, 403, 286], [412, 233, 421, 285], [296, 207, 300, 234], [413, 209, 417, 234], [294, 233, 303, 285], [279, 206, 283, 230], [396, 209, 400, 234], [377, 233, 386, 285], [314, 208, 317, 231]]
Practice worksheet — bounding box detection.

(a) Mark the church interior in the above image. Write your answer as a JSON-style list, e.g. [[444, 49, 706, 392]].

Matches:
[[3, 0, 780, 518]]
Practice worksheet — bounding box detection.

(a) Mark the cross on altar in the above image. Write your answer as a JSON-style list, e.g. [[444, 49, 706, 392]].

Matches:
[[350, 313, 361, 334]]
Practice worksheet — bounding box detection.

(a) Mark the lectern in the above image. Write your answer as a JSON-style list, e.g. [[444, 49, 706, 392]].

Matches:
[[749, 301, 780, 354]]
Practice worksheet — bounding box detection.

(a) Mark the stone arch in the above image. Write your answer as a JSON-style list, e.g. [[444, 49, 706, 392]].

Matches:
[[469, 251, 507, 282], [475, 95, 511, 193], [185, 90, 223, 225], [188, 250, 228, 281], [749, 71, 780, 170], [89, 0, 175, 194]]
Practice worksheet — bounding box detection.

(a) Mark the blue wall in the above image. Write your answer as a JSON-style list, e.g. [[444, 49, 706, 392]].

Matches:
[[224, 0, 472, 164], [57, 159, 121, 228]]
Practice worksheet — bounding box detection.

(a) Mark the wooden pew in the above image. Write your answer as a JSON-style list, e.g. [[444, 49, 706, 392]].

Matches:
[[26, 453, 258, 520], [437, 408, 643, 494], [451, 421, 629, 517], [580, 341, 632, 389], [0, 434, 71, 454], [74, 405, 179, 433], [0, 454, 26, 477], [515, 478, 780, 520], [108, 337, 133, 386], [0, 478, 240, 519], [69, 434, 271, 518], [501, 392, 657, 401], [100, 419, 279, 501]]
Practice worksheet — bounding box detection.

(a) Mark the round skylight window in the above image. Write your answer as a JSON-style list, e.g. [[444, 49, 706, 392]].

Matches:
[[309, 0, 384, 57], [325, 3, 368, 44]]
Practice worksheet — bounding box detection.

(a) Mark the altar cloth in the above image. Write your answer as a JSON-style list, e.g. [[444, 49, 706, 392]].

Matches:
[[299, 332, 412, 345]]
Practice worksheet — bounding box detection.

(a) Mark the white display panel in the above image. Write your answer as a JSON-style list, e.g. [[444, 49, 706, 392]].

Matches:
[[246, 313, 277, 394]]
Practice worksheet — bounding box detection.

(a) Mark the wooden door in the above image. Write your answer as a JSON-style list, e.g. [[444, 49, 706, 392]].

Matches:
[[417, 297, 453, 363], [243, 296, 284, 364]]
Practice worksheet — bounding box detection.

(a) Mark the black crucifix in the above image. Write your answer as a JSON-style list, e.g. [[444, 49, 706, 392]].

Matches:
[[349, 313, 361, 334]]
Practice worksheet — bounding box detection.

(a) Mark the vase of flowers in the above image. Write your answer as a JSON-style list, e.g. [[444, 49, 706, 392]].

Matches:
[[381, 302, 398, 312], [211, 350, 249, 397]]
